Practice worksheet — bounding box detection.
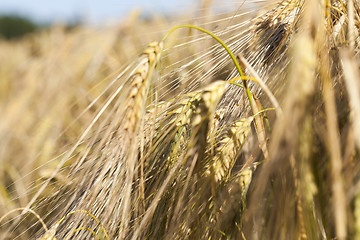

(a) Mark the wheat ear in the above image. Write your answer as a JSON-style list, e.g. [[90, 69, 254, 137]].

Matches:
[[207, 117, 253, 183], [168, 81, 228, 238], [118, 41, 163, 239]]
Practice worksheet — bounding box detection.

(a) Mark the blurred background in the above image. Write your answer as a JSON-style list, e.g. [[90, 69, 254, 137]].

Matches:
[[0, 0, 192, 39], [0, 0, 247, 39], [0, 0, 196, 24]]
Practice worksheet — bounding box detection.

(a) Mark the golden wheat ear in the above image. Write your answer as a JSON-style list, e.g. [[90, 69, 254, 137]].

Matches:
[[123, 41, 163, 134], [182, 81, 229, 175], [207, 116, 253, 183], [105, 40, 163, 239]]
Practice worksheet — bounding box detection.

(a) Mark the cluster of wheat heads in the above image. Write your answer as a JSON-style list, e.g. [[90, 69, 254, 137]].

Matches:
[[1, 0, 360, 239]]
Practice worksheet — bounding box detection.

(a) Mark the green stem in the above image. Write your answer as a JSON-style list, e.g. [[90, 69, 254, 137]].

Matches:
[[229, 81, 244, 89], [252, 108, 276, 118], [162, 25, 253, 108]]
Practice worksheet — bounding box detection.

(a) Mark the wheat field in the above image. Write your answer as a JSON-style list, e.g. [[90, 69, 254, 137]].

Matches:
[[0, 0, 360, 239]]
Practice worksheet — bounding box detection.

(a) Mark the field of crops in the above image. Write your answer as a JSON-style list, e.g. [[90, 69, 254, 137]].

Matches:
[[1, 0, 360, 239]]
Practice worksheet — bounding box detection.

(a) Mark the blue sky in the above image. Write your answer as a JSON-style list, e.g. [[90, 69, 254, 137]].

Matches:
[[0, 0, 195, 24]]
